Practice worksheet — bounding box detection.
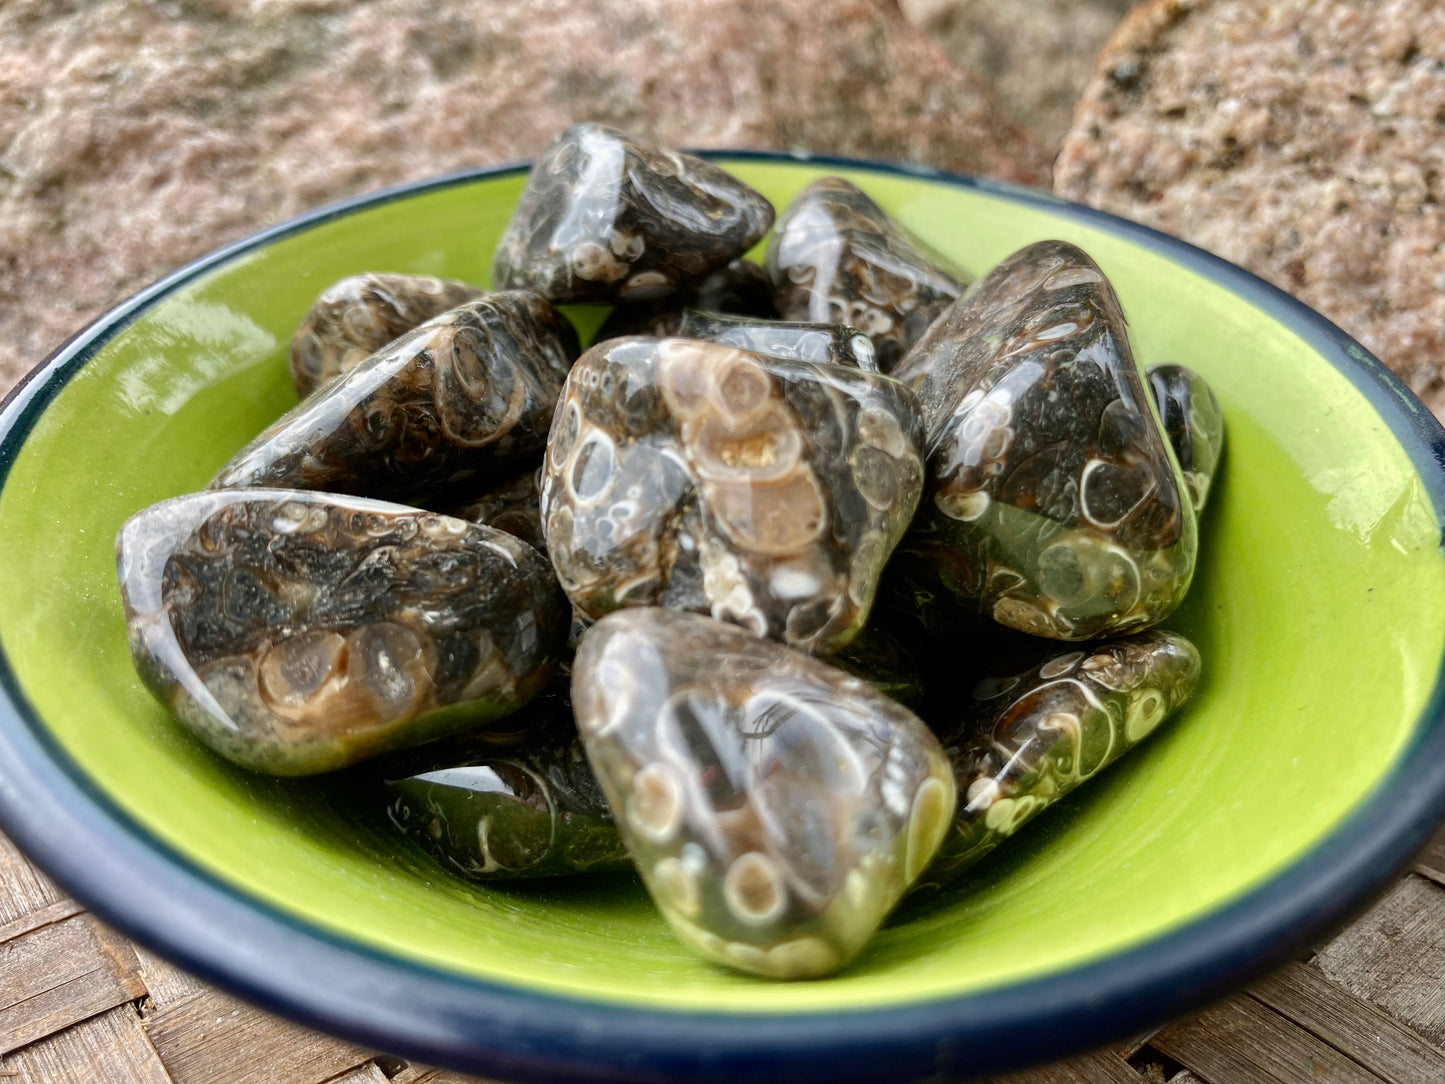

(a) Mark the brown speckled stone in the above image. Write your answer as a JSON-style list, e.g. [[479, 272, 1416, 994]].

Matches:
[[1055, 0, 1445, 418], [0, 0, 1040, 397]]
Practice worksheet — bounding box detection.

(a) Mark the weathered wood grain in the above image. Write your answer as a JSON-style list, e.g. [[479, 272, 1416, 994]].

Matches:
[[0, 897, 83, 946], [142, 986, 374, 1084], [1315, 875, 1445, 1049], [2, 823, 1445, 1083], [1251, 960, 1445, 1084], [0, 1003, 172, 1084], [389, 1063, 499, 1083], [1410, 829, 1445, 890], [322, 1064, 390, 1084], [1150, 993, 1386, 1084], [0, 910, 147, 1055], [0, 837, 62, 927], [132, 945, 208, 1011], [993, 1047, 1143, 1083]]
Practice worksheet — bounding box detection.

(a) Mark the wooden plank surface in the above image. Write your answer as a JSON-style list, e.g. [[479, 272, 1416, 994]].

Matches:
[[1251, 960, 1445, 1084], [324, 1065, 390, 1084], [994, 1047, 1145, 1083], [389, 1067, 496, 1084], [0, 826, 1444, 1081], [0, 910, 147, 1055], [1149, 993, 1388, 1084], [1410, 832, 1445, 889], [142, 986, 375, 1084], [0, 836, 62, 928], [0, 1004, 174, 1084], [1315, 875, 1445, 1050]]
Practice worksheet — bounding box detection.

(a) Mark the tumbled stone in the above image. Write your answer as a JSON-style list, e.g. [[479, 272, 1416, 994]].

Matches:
[[492, 124, 775, 305], [357, 682, 630, 879], [594, 258, 777, 341], [1147, 363, 1224, 515], [440, 467, 547, 554], [573, 608, 955, 978], [673, 310, 879, 372], [766, 177, 967, 372], [541, 336, 926, 654], [289, 272, 484, 398], [116, 490, 568, 775], [826, 622, 927, 712], [893, 240, 1197, 641], [211, 292, 579, 502], [920, 629, 1200, 888]]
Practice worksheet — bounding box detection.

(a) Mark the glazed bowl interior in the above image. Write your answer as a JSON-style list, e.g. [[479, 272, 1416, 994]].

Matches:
[[2, 159, 1444, 1029]]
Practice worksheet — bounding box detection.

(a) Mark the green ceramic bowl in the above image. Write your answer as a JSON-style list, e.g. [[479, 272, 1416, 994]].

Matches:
[[3, 155, 1445, 1083]]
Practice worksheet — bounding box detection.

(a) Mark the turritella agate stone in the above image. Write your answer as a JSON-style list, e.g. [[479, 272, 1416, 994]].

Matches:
[[211, 292, 578, 502], [893, 240, 1197, 641], [1147, 363, 1225, 514], [439, 467, 547, 554], [573, 609, 955, 979], [117, 490, 567, 775], [767, 177, 967, 372], [594, 258, 777, 341], [289, 273, 484, 398], [541, 336, 926, 655], [492, 124, 775, 304], [672, 310, 879, 372], [363, 684, 630, 880], [921, 630, 1200, 889]]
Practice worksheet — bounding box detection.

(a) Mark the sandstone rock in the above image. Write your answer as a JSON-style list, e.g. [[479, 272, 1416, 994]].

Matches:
[[1055, 0, 1445, 418], [0, 0, 1040, 396]]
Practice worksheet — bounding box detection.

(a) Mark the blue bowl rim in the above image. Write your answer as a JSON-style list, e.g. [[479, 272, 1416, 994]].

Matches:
[[2, 151, 1445, 1083]]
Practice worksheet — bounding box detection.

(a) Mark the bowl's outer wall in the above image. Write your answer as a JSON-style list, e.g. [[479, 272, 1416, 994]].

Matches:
[[1, 158, 1445, 1080]]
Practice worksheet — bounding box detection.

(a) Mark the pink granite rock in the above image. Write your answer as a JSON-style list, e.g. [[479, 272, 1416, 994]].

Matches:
[[1055, 0, 1445, 418], [900, 0, 1135, 155], [0, 0, 1041, 397]]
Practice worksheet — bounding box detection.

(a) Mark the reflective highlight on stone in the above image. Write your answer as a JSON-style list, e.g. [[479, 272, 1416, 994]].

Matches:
[[363, 685, 629, 879], [117, 490, 567, 775], [766, 177, 967, 372], [673, 310, 879, 372], [492, 124, 775, 304], [1147, 363, 1225, 514], [541, 337, 926, 654], [440, 467, 547, 554], [211, 293, 579, 502], [894, 240, 1197, 641], [594, 258, 776, 341], [573, 609, 955, 978], [921, 630, 1200, 888], [289, 273, 484, 398]]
